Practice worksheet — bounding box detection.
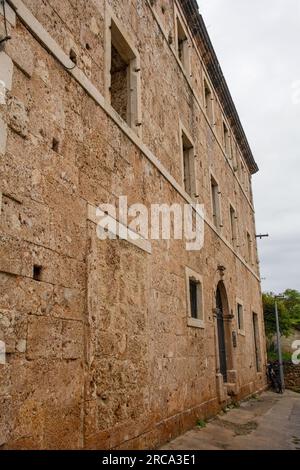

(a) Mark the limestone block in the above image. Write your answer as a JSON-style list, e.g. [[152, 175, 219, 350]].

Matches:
[[0, 194, 50, 247], [52, 286, 84, 321], [0, 363, 10, 396], [27, 316, 62, 359], [0, 52, 13, 91], [0, 397, 12, 446], [0, 309, 27, 353], [7, 96, 29, 138], [6, 30, 35, 78], [0, 273, 54, 316], [62, 320, 84, 359], [0, 235, 33, 277]]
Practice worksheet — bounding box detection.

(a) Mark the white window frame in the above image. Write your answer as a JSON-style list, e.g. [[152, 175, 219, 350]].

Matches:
[[179, 121, 198, 199], [210, 171, 222, 231], [185, 267, 204, 329], [236, 299, 245, 336], [229, 201, 238, 249], [222, 119, 231, 159], [104, 6, 142, 136], [174, 6, 191, 76], [203, 77, 214, 125], [246, 230, 253, 265]]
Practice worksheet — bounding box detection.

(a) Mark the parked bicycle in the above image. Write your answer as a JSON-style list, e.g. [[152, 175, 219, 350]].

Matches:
[[266, 361, 283, 394]]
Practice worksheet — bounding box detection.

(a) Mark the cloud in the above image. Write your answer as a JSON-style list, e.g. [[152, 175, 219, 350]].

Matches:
[[200, 0, 300, 293]]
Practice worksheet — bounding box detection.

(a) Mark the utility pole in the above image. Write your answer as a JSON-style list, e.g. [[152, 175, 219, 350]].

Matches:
[[275, 295, 285, 393]]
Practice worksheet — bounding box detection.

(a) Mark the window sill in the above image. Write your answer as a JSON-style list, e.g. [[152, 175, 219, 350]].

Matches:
[[187, 317, 205, 329]]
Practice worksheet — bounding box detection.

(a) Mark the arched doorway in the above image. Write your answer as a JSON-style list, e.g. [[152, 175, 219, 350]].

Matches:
[[216, 283, 228, 382]]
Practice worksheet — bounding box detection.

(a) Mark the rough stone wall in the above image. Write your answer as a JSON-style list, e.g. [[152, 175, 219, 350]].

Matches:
[[284, 363, 300, 390], [0, 0, 266, 449]]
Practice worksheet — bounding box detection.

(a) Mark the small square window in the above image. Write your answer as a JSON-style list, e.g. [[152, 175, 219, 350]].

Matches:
[[33, 265, 42, 281]]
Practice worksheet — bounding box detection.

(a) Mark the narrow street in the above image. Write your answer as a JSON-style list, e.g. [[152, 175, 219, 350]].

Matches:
[[162, 390, 300, 450]]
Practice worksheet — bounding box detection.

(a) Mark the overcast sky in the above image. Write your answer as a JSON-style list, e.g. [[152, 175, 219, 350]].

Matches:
[[199, 0, 300, 294]]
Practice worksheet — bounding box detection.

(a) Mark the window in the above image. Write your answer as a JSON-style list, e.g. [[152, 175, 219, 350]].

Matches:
[[204, 79, 213, 124], [186, 267, 204, 328], [181, 128, 196, 197], [253, 313, 262, 372], [222, 121, 231, 158], [239, 160, 245, 186], [247, 231, 253, 264], [176, 15, 189, 73], [33, 265, 42, 281], [237, 303, 244, 332], [106, 11, 141, 135], [211, 175, 221, 229], [229, 204, 237, 248], [232, 141, 239, 172], [189, 279, 199, 319], [110, 43, 129, 123]]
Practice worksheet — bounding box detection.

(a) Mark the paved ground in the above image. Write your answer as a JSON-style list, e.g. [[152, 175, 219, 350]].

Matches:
[[162, 390, 300, 450]]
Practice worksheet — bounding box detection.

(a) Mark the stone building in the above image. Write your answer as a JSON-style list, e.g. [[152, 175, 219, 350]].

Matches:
[[0, 0, 266, 449]]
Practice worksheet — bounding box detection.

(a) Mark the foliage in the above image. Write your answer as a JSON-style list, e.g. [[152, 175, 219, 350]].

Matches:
[[283, 289, 300, 329], [262, 289, 300, 341], [267, 344, 291, 362], [196, 419, 206, 428], [263, 293, 291, 339]]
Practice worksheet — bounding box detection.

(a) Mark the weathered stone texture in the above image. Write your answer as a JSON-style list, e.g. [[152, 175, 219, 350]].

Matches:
[[0, 0, 266, 449]]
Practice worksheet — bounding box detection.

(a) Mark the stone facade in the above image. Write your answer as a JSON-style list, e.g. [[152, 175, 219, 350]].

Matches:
[[0, 0, 267, 449]]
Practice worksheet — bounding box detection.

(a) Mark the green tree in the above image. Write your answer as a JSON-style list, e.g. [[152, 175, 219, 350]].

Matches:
[[262, 293, 291, 340], [283, 289, 300, 330]]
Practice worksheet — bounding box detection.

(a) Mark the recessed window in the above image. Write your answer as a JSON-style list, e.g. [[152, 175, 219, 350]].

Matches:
[[204, 79, 213, 124], [239, 160, 245, 186], [211, 175, 221, 229], [186, 268, 204, 328], [189, 279, 199, 319], [69, 48, 77, 65], [223, 121, 231, 158], [176, 15, 189, 73], [237, 303, 244, 332], [230, 204, 237, 248], [110, 43, 129, 123], [33, 265, 42, 281], [181, 128, 196, 197], [52, 138, 59, 153], [106, 13, 141, 134]]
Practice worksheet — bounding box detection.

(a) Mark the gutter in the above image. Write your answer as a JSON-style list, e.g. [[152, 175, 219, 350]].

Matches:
[[179, 0, 259, 174]]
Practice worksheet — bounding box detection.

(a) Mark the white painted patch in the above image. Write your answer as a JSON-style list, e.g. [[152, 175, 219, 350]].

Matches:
[[0, 117, 7, 155], [0, 52, 13, 91]]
